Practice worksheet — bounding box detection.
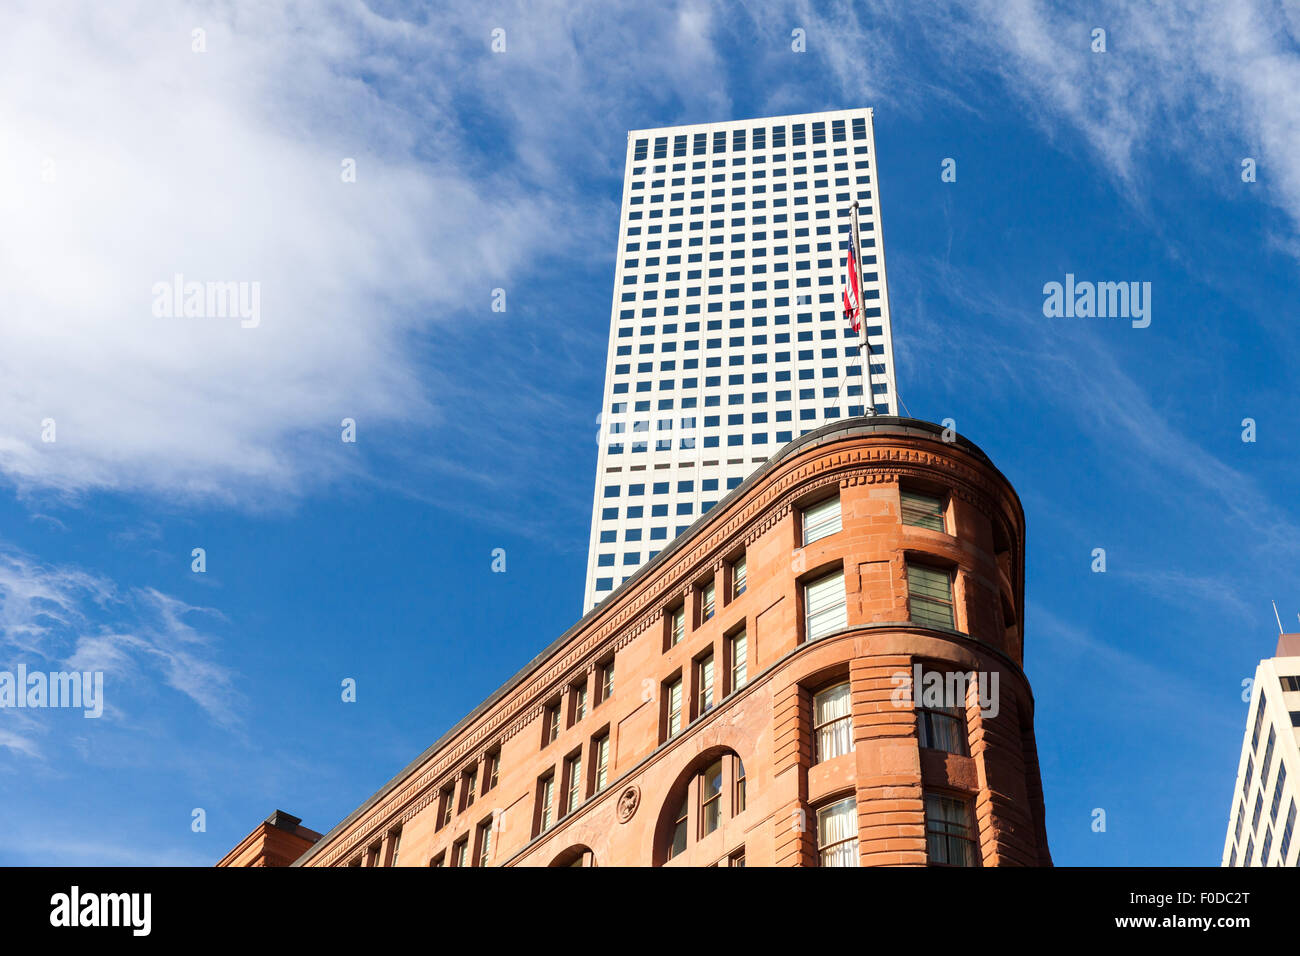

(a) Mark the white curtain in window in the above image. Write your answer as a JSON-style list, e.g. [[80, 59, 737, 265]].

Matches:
[[815, 682, 854, 760], [806, 570, 847, 640], [817, 797, 859, 867], [802, 496, 842, 545]]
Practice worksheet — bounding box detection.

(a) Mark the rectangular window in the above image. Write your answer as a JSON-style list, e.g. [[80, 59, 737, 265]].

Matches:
[[594, 733, 611, 793], [735, 757, 746, 814], [814, 682, 854, 762], [1281, 675, 1300, 691], [670, 794, 689, 858], [572, 683, 588, 724], [698, 652, 715, 714], [817, 797, 859, 867], [802, 495, 842, 545], [701, 581, 716, 621], [565, 754, 583, 815], [908, 564, 955, 629], [701, 758, 724, 836], [485, 750, 500, 792], [1262, 726, 1276, 781], [671, 606, 686, 646], [667, 678, 684, 736], [475, 819, 492, 868], [1252, 693, 1268, 750], [1281, 800, 1296, 861], [538, 774, 555, 833], [730, 630, 748, 691], [439, 785, 454, 829], [732, 556, 747, 597], [917, 669, 968, 756], [925, 794, 978, 866], [545, 701, 561, 745], [462, 767, 477, 811], [901, 489, 945, 532], [600, 659, 615, 702], [805, 569, 847, 640], [453, 838, 468, 868]]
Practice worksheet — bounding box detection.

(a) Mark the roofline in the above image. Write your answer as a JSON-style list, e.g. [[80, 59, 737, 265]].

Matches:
[[292, 415, 1017, 865], [626, 107, 875, 139]]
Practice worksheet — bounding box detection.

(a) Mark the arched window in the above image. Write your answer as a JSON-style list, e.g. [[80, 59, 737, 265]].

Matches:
[[655, 748, 749, 865], [549, 844, 597, 867]]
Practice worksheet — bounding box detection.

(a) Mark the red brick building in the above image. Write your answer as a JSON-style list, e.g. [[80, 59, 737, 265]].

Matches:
[[225, 417, 1051, 867]]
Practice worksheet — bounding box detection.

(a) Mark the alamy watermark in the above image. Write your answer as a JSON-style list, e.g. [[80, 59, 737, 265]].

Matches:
[[890, 664, 999, 718], [0, 665, 103, 718], [1042, 273, 1151, 328], [151, 273, 260, 328]]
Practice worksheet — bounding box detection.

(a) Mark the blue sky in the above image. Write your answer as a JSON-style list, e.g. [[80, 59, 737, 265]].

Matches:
[[1, 0, 1297, 866]]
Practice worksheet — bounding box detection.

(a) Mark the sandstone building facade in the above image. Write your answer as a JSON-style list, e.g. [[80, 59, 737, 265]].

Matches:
[[225, 416, 1051, 867]]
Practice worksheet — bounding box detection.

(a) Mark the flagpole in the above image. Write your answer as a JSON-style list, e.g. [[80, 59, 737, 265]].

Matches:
[[851, 200, 874, 416]]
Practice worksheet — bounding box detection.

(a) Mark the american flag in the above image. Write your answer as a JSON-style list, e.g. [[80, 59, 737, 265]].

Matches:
[[842, 236, 862, 334]]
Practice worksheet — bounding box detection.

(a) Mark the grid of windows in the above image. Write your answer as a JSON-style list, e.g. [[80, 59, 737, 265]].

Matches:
[[586, 110, 899, 610]]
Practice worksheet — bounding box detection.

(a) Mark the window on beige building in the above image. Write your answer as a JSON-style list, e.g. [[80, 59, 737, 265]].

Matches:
[[732, 555, 747, 598], [901, 488, 946, 532], [474, 818, 493, 868], [730, 629, 748, 692], [802, 495, 842, 545], [593, 732, 611, 794], [697, 651, 715, 715], [925, 793, 979, 866], [816, 797, 859, 867], [805, 569, 846, 640], [813, 681, 854, 762], [537, 773, 556, 834], [907, 563, 955, 629], [666, 677, 683, 738]]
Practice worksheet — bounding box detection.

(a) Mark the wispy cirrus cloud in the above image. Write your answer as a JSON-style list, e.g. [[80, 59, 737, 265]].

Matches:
[[0, 549, 243, 756]]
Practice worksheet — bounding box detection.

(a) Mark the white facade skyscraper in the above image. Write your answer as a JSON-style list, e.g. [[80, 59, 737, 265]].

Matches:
[[1222, 632, 1300, 867], [583, 109, 899, 611]]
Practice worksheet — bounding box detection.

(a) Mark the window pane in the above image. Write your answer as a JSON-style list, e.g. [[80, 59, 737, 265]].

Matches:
[[901, 490, 945, 532], [668, 680, 683, 735], [817, 797, 859, 867], [907, 564, 954, 629], [925, 794, 977, 866], [814, 682, 854, 761], [806, 570, 847, 640], [733, 557, 747, 596], [670, 795, 689, 857], [802, 496, 842, 545], [732, 631, 748, 689], [701, 760, 723, 835]]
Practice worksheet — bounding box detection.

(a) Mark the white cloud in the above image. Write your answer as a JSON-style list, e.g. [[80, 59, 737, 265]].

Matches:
[[0, 549, 242, 737], [0, 1, 566, 502], [784, 1, 1300, 246]]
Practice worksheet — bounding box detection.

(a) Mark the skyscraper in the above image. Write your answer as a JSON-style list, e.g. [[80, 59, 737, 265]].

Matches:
[[583, 109, 900, 611], [1222, 631, 1300, 867]]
